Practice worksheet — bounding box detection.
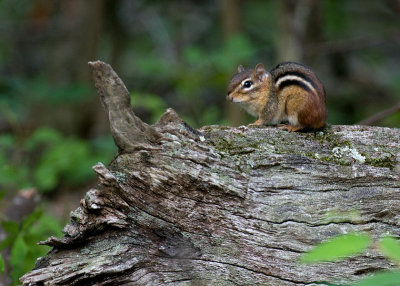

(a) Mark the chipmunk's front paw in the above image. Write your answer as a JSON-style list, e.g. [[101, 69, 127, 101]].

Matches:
[[248, 119, 263, 128]]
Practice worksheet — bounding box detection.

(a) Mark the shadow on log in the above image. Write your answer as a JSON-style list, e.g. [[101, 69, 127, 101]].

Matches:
[[20, 61, 400, 285]]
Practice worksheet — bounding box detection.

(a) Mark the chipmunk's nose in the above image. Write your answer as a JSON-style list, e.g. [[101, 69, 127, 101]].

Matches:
[[226, 92, 233, 101]]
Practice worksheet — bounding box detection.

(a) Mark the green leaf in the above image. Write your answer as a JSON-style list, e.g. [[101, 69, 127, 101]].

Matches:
[[0, 162, 30, 189], [9, 234, 29, 281], [34, 137, 100, 191], [379, 236, 400, 262], [21, 209, 43, 231], [0, 133, 15, 149], [24, 127, 62, 150], [0, 234, 16, 250], [30, 213, 63, 238], [0, 253, 4, 275], [300, 233, 371, 263], [130, 92, 166, 123], [34, 163, 58, 191], [8, 209, 63, 283], [352, 270, 400, 286], [1, 220, 19, 234]]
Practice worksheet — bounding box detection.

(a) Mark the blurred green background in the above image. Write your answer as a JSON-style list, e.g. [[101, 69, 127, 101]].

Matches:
[[0, 0, 399, 284]]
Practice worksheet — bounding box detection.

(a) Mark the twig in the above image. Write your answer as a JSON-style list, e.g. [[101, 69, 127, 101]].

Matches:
[[358, 102, 400, 125]]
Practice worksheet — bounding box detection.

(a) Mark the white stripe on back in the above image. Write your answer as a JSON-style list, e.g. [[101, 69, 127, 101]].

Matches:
[[275, 75, 317, 95]]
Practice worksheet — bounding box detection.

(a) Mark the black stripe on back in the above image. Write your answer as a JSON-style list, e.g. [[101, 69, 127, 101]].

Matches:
[[275, 71, 319, 91], [278, 79, 312, 93]]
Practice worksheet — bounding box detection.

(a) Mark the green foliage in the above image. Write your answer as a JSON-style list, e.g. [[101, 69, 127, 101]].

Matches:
[[0, 127, 116, 192], [0, 134, 30, 189], [0, 77, 91, 125], [1, 0, 400, 131], [0, 253, 4, 275], [34, 136, 93, 191], [174, 34, 256, 126], [352, 271, 400, 286], [379, 236, 400, 262], [301, 233, 400, 285], [123, 33, 258, 127], [300, 233, 371, 263], [0, 208, 63, 285], [211, 35, 256, 73], [131, 92, 167, 124]]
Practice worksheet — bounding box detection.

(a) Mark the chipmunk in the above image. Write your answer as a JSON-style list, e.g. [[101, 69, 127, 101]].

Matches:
[[226, 62, 327, 131]]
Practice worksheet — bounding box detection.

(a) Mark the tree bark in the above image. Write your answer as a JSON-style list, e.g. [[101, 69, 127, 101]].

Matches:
[[20, 61, 400, 286]]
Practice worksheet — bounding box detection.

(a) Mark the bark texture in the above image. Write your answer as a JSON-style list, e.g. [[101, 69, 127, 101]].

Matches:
[[21, 61, 400, 286]]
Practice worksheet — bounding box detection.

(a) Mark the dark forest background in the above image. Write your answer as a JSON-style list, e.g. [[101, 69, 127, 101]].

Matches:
[[0, 0, 399, 284]]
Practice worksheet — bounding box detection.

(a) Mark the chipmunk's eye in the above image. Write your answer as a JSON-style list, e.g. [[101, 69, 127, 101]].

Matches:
[[243, 80, 253, 88]]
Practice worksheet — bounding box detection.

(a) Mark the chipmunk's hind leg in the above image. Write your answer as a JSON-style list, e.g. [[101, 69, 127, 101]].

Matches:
[[281, 93, 306, 132], [296, 94, 326, 130], [278, 124, 303, 132]]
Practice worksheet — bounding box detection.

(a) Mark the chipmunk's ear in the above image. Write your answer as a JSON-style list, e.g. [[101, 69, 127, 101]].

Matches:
[[254, 63, 267, 81], [237, 65, 245, 73]]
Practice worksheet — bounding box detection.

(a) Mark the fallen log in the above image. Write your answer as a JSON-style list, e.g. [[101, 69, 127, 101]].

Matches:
[[20, 61, 400, 285]]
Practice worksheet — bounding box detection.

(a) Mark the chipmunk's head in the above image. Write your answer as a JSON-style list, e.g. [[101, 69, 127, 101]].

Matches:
[[226, 63, 271, 117]]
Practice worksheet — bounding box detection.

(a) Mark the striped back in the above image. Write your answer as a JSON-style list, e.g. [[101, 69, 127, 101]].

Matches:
[[271, 62, 325, 101]]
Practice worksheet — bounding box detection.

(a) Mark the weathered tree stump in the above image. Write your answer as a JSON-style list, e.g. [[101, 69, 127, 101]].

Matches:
[[20, 61, 400, 285]]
